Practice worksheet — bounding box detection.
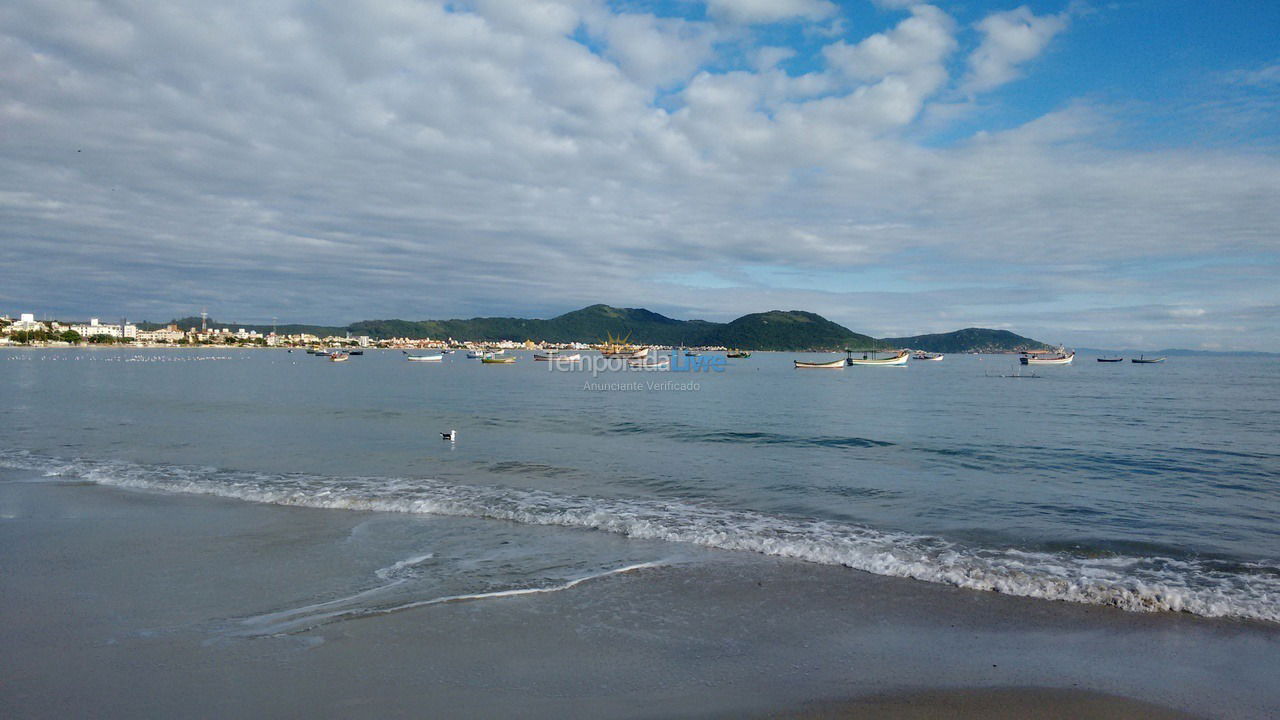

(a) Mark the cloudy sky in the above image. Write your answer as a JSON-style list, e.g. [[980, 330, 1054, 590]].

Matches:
[[2, 1, 1277, 349]]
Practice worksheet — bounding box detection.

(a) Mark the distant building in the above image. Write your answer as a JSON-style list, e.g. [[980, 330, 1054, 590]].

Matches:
[[11, 313, 44, 332], [68, 318, 137, 339]]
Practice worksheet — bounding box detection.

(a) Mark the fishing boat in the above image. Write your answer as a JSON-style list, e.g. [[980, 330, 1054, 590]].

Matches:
[[407, 354, 443, 362], [684, 350, 701, 357], [794, 358, 845, 369], [1020, 349, 1074, 365], [1097, 357, 1124, 362], [912, 351, 944, 361], [726, 350, 751, 359], [534, 350, 569, 361], [1131, 355, 1165, 364], [481, 356, 516, 364], [597, 333, 650, 360], [541, 352, 581, 363], [847, 349, 910, 366], [466, 350, 485, 359], [347, 350, 364, 356], [329, 352, 349, 362], [441, 349, 455, 354]]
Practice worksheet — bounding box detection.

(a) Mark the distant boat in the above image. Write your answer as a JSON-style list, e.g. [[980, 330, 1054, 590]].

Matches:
[[348, 350, 363, 356], [481, 356, 516, 364], [794, 358, 845, 369], [1021, 350, 1074, 365], [1131, 355, 1165, 364], [847, 349, 910, 366], [1097, 357, 1124, 363], [726, 350, 751, 359], [684, 350, 701, 357], [466, 350, 485, 359], [441, 349, 455, 354], [912, 351, 944, 361], [544, 353, 581, 363], [534, 351, 571, 361], [329, 352, 349, 362], [407, 354, 443, 362]]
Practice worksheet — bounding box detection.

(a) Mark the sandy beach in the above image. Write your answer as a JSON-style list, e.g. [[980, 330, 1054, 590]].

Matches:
[[3, 475, 1276, 719]]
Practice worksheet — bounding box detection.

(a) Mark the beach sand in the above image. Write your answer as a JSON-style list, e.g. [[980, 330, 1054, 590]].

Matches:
[[2, 476, 1276, 718]]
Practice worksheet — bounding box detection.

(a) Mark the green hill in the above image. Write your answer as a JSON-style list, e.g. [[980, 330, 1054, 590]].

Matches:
[[142, 307, 1051, 353], [880, 328, 1053, 353], [717, 311, 890, 351], [350, 305, 868, 349]]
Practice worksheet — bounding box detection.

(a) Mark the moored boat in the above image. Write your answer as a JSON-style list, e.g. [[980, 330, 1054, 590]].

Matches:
[[329, 352, 349, 362], [912, 351, 943, 361], [1131, 355, 1165, 364], [481, 356, 516, 364], [1097, 357, 1124, 362], [726, 350, 751, 359], [847, 349, 910, 366], [794, 358, 845, 369], [1021, 349, 1074, 365], [629, 357, 669, 370], [407, 354, 443, 362], [466, 350, 485, 359]]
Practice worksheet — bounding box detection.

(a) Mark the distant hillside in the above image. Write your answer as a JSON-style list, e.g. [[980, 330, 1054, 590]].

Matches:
[[880, 328, 1053, 353], [351, 305, 882, 350], [717, 311, 890, 351], [141, 308, 1048, 353]]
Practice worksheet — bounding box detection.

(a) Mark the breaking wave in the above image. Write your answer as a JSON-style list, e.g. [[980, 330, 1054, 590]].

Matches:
[[3, 450, 1277, 623]]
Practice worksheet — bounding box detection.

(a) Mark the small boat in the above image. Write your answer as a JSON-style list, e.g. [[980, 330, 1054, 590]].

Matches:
[[441, 429, 456, 441], [407, 354, 443, 362], [329, 352, 349, 362], [684, 350, 701, 357], [347, 350, 364, 356], [547, 353, 582, 363], [1097, 357, 1124, 363], [847, 349, 910, 366], [912, 351, 944, 361], [441, 349, 455, 355], [1131, 355, 1165, 364], [535, 351, 576, 361], [794, 358, 845, 369], [726, 350, 751, 359], [481, 356, 516, 364], [466, 350, 485, 359], [1021, 350, 1074, 365]]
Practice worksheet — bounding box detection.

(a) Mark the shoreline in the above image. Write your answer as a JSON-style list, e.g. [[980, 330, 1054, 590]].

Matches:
[[3, 475, 1276, 718]]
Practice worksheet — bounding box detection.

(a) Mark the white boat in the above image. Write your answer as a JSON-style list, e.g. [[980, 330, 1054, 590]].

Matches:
[[847, 349, 910, 366], [1021, 350, 1074, 365], [466, 350, 485, 359], [407, 354, 443, 362], [1131, 355, 1165, 364], [794, 358, 845, 369], [329, 352, 350, 362], [549, 353, 582, 363], [535, 351, 576, 361], [912, 351, 944, 361]]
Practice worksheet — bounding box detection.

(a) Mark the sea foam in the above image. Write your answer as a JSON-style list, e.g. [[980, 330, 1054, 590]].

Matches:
[[3, 450, 1277, 623]]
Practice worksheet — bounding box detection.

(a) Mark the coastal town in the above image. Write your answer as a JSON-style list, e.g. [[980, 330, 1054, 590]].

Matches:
[[0, 312, 593, 352]]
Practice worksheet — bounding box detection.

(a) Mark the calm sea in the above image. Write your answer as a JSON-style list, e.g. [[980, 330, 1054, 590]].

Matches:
[[2, 347, 1277, 627]]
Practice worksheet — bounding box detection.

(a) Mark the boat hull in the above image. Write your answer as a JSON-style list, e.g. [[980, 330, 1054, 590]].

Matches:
[[407, 355, 442, 362], [847, 350, 910, 366], [1021, 352, 1074, 365], [794, 359, 845, 369]]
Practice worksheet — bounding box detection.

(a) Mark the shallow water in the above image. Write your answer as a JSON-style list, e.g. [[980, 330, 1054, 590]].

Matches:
[[2, 347, 1277, 622]]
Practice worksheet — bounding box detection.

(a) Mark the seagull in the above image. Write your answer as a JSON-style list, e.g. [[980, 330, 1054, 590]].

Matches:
[[441, 430, 456, 441]]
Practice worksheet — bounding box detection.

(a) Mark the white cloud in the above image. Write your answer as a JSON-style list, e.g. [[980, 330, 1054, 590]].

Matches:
[[703, 0, 836, 25], [964, 5, 1070, 93], [823, 5, 957, 82]]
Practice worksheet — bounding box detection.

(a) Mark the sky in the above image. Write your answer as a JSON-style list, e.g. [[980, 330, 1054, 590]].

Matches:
[[2, 0, 1278, 350]]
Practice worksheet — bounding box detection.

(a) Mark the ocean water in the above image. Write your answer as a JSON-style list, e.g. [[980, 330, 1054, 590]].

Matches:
[[2, 347, 1278, 626]]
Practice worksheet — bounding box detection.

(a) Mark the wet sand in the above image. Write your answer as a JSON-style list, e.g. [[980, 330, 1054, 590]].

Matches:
[[2, 477, 1276, 718]]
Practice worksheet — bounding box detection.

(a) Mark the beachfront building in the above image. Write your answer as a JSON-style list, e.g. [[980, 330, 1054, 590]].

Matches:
[[67, 318, 137, 339], [136, 324, 184, 343], [10, 313, 45, 332]]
